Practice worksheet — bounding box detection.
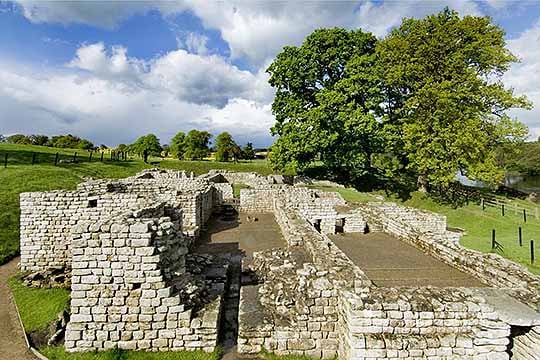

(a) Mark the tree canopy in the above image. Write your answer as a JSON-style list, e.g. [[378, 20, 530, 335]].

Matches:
[[170, 131, 187, 160], [267, 9, 531, 190], [129, 134, 162, 157], [184, 130, 212, 160], [215, 132, 239, 162], [242, 142, 255, 160], [267, 27, 382, 178]]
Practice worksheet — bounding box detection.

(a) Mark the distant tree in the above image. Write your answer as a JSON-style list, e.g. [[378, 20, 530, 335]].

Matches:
[[77, 139, 94, 150], [99, 144, 108, 150], [242, 142, 255, 160], [170, 131, 187, 160], [116, 144, 128, 152], [47, 134, 94, 149], [184, 130, 211, 160], [161, 144, 170, 158], [215, 132, 238, 162], [129, 134, 162, 162], [7, 134, 31, 144], [0, 134, 5, 143], [28, 134, 49, 146]]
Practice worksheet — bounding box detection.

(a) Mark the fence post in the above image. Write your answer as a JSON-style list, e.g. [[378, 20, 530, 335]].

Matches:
[[519, 227, 523, 247], [481, 198, 485, 210], [54, 152, 59, 166], [100, 152, 104, 162], [531, 240, 535, 264], [31, 152, 36, 165], [3, 153, 7, 168], [524, 209, 527, 223], [89, 151, 93, 161], [502, 204, 505, 217], [73, 152, 77, 163], [492, 229, 496, 250]]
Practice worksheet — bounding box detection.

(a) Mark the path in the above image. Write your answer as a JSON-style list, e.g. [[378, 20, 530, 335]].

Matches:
[[196, 210, 285, 360], [0, 257, 36, 360], [329, 232, 485, 288]]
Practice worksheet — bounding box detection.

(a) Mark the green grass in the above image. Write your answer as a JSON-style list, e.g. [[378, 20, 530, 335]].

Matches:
[[233, 183, 250, 198], [41, 347, 221, 360], [305, 185, 378, 204], [8, 276, 70, 333], [0, 145, 273, 265]]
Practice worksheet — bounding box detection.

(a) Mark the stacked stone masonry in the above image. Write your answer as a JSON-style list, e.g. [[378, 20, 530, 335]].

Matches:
[[19, 169, 540, 358]]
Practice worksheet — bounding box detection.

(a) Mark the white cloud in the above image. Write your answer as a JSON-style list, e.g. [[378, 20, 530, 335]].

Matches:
[[177, 32, 209, 55], [14, 0, 156, 28], [0, 43, 275, 146], [504, 20, 540, 140]]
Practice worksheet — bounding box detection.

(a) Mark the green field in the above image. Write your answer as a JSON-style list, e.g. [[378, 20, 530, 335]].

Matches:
[[0, 144, 271, 264]]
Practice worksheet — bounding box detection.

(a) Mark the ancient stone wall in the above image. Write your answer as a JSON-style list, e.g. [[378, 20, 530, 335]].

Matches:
[[510, 326, 540, 359], [19, 190, 151, 272], [361, 202, 540, 313], [65, 204, 222, 353], [339, 287, 511, 359], [240, 188, 278, 212]]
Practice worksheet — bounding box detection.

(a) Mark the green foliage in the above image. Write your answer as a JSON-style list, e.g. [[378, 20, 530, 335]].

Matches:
[[8, 276, 70, 332], [7, 134, 32, 144], [267, 27, 382, 181], [267, 9, 531, 192], [215, 132, 239, 162], [47, 134, 95, 150], [28, 134, 49, 146], [242, 142, 255, 160], [497, 141, 540, 175], [377, 8, 530, 189], [184, 130, 211, 160], [129, 134, 162, 157], [170, 131, 187, 160]]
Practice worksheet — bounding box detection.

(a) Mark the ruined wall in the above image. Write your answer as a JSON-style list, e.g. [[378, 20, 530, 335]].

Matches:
[[19, 190, 149, 272], [65, 205, 222, 353], [362, 202, 540, 312], [510, 326, 540, 359], [240, 188, 278, 212], [212, 183, 233, 203], [339, 287, 510, 359]]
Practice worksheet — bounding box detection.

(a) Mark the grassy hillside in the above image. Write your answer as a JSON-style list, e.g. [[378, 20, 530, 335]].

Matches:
[[0, 144, 271, 264]]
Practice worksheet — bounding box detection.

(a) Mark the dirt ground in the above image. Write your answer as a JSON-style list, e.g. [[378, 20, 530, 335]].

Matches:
[[329, 232, 486, 288], [0, 257, 37, 360], [195, 212, 286, 260]]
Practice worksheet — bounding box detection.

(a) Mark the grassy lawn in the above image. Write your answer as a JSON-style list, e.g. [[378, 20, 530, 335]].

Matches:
[[8, 276, 70, 333], [41, 347, 221, 360], [0, 145, 273, 265]]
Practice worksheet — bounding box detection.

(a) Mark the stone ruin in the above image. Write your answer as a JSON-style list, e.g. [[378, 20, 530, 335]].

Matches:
[[19, 169, 540, 359]]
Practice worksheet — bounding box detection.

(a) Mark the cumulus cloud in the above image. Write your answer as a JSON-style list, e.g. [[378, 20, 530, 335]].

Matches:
[[504, 20, 540, 140], [0, 43, 275, 146]]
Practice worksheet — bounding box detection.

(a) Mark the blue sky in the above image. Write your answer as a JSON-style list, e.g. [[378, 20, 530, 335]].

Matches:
[[1, 1, 539, 147]]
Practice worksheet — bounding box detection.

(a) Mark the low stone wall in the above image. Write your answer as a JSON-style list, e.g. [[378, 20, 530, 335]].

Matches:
[[212, 183, 233, 202], [511, 326, 540, 359], [339, 287, 510, 359], [65, 205, 222, 353], [361, 202, 540, 312]]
